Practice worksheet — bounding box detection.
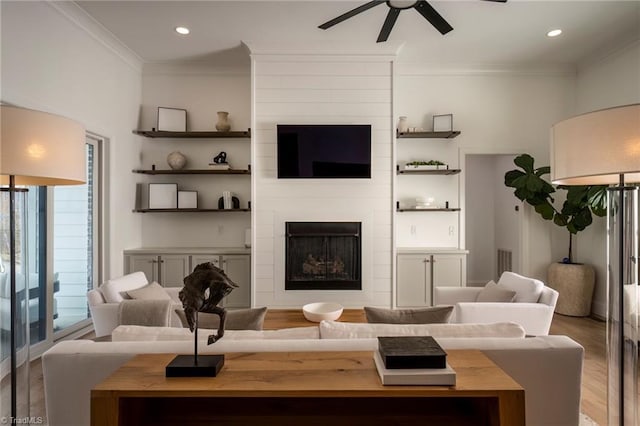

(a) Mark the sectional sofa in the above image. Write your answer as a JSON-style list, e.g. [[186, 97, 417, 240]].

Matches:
[[42, 321, 584, 426]]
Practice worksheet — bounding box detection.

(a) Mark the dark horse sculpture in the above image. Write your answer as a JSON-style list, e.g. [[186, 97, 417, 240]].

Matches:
[[179, 262, 238, 345]]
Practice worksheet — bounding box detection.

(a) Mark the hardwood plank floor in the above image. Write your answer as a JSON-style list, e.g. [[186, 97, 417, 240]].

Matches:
[[28, 310, 626, 425]]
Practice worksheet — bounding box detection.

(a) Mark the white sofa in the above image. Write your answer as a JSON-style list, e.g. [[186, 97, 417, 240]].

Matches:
[[87, 271, 182, 337], [435, 271, 559, 336], [42, 321, 584, 426]]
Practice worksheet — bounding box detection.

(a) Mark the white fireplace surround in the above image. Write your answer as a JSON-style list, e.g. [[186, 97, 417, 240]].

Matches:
[[249, 41, 398, 308]]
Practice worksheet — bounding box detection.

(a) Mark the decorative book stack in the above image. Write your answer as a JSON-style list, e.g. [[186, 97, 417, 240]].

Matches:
[[208, 162, 230, 170], [373, 336, 456, 386]]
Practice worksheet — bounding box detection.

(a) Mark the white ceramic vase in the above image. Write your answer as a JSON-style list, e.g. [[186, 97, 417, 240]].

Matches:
[[397, 116, 408, 133], [167, 151, 187, 170]]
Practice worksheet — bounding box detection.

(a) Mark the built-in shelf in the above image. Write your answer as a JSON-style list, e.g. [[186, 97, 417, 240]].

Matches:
[[397, 131, 461, 139], [133, 208, 251, 213], [133, 169, 250, 175], [397, 208, 461, 212], [133, 129, 251, 138], [397, 169, 461, 175]]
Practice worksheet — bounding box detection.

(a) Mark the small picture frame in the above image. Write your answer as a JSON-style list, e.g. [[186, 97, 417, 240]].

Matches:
[[178, 191, 198, 209], [149, 183, 178, 209], [433, 114, 453, 132], [157, 107, 187, 132]]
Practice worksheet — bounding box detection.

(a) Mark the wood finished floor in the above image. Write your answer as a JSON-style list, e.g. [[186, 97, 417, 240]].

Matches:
[[28, 311, 624, 425]]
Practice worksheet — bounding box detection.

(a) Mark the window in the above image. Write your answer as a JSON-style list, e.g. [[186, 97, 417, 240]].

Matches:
[[53, 137, 101, 334]]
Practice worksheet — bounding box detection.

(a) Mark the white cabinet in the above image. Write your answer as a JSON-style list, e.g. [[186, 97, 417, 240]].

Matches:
[[191, 254, 251, 308], [125, 254, 190, 287], [397, 254, 432, 307], [125, 248, 251, 306], [396, 250, 467, 308]]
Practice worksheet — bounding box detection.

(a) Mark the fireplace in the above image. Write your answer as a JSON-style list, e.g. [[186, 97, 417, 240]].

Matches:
[[285, 222, 361, 290]]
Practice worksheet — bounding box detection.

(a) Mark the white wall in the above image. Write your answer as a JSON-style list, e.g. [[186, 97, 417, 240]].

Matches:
[[395, 66, 576, 282], [494, 155, 523, 279], [1, 1, 143, 280], [465, 155, 496, 284], [573, 40, 640, 318], [465, 154, 522, 286], [250, 48, 397, 308], [138, 64, 251, 248]]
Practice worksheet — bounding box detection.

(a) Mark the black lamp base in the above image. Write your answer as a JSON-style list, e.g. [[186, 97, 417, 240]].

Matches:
[[166, 354, 224, 377]]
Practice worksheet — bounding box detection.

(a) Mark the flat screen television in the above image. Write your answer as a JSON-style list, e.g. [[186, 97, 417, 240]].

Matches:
[[277, 124, 371, 179]]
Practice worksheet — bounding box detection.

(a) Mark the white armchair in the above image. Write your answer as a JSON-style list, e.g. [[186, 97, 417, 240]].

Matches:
[[87, 272, 182, 337], [435, 272, 559, 336]]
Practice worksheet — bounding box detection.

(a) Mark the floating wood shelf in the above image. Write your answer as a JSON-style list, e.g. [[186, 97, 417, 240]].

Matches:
[[397, 208, 461, 212], [132, 169, 250, 175], [133, 129, 251, 138], [133, 208, 251, 213], [397, 169, 461, 175], [397, 131, 461, 139]]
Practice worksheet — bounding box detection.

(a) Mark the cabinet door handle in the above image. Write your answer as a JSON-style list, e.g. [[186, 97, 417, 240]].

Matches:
[[222, 259, 227, 268], [159, 259, 165, 264], [423, 259, 430, 263], [150, 260, 157, 264]]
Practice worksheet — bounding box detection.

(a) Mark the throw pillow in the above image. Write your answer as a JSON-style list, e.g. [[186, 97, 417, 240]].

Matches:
[[364, 306, 453, 324], [318, 321, 525, 339], [99, 271, 149, 303], [497, 271, 544, 303], [112, 325, 320, 342], [175, 306, 268, 331], [475, 281, 516, 303], [126, 281, 171, 300]]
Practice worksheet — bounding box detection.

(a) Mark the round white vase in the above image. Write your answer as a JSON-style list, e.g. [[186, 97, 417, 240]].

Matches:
[[167, 151, 187, 170]]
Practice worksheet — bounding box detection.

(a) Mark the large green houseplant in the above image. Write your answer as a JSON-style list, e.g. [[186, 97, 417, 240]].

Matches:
[[504, 154, 608, 264]]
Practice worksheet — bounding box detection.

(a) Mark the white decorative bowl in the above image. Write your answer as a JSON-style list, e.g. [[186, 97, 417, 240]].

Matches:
[[302, 302, 344, 322]]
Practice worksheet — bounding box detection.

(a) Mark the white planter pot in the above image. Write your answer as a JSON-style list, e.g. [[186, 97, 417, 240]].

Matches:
[[404, 165, 443, 171]]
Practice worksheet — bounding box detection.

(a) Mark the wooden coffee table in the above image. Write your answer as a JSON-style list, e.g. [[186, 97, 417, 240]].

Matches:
[[91, 350, 524, 426]]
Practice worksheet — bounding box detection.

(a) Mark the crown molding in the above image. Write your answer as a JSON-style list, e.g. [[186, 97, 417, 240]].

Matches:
[[577, 37, 640, 71], [243, 40, 404, 62], [49, 2, 143, 73], [395, 62, 576, 77], [142, 62, 250, 76]]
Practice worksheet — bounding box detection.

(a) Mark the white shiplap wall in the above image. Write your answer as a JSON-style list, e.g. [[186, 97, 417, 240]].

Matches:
[[249, 48, 399, 308]]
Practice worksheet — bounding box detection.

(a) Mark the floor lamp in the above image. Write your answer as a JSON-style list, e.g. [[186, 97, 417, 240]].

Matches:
[[0, 105, 85, 423], [551, 103, 640, 426]]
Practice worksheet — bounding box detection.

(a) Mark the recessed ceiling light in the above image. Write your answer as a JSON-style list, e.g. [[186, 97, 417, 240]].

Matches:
[[175, 26, 190, 35], [547, 29, 562, 38]]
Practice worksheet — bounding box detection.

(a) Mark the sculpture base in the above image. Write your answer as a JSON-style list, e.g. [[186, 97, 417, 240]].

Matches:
[[166, 354, 224, 377]]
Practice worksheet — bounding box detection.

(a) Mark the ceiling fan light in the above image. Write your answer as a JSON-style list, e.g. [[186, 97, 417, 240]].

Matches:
[[175, 26, 190, 35], [387, 1, 419, 10]]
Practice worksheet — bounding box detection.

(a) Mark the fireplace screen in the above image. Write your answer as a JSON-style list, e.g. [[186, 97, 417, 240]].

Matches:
[[285, 222, 361, 290]]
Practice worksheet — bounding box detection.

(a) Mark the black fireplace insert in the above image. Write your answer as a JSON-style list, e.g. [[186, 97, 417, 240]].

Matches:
[[285, 222, 361, 290]]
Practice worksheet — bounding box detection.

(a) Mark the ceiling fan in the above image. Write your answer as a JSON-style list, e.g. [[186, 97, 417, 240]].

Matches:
[[319, 0, 507, 43]]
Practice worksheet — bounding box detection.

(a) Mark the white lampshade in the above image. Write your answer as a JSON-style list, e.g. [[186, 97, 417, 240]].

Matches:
[[0, 105, 86, 186], [550, 103, 640, 185]]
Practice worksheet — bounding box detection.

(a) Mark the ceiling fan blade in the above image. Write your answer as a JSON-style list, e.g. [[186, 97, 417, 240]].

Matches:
[[414, 1, 453, 35], [480, 0, 507, 2], [319, 1, 385, 30], [377, 8, 401, 42]]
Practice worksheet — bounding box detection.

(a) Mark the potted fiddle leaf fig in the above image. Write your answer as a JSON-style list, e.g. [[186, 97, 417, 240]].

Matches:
[[504, 154, 608, 316], [504, 154, 607, 263]]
